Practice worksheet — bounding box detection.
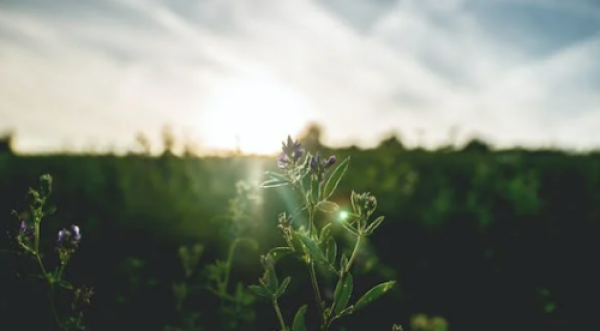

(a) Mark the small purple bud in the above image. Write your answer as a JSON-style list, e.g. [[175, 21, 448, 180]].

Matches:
[[71, 225, 81, 242], [277, 152, 290, 169], [324, 155, 337, 168], [57, 229, 66, 244], [19, 220, 26, 233], [293, 147, 305, 163]]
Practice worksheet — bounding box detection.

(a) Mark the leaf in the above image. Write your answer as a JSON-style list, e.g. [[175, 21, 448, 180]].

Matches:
[[297, 232, 327, 264], [320, 223, 332, 243], [365, 216, 385, 235], [338, 219, 360, 236], [265, 171, 289, 182], [322, 157, 350, 199], [339, 253, 349, 272], [317, 201, 340, 213], [333, 273, 353, 315], [248, 285, 269, 298], [353, 281, 396, 311], [261, 179, 289, 188], [326, 237, 337, 265], [269, 247, 294, 262], [292, 305, 307, 331], [275, 277, 291, 298], [339, 305, 354, 317], [289, 231, 306, 256]]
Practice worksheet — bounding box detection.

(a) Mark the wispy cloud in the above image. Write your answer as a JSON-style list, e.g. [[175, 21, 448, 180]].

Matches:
[[1, 0, 600, 152]]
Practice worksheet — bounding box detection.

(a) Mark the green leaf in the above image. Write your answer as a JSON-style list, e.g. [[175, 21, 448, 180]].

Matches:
[[320, 223, 332, 243], [275, 277, 291, 298], [322, 157, 350, 199], [269, 247, 294, 262], [265, 171, 289, 182], [353, 281, 396, 311], [317, 201, 340, 213], [339, 254, 349, 273], [326, 237, 337, 265], [248, 285, 269, 298], [365, 216, 385, 235], [338, 305, 354, 318], [292, 305, 307, 331], [261, 179, 289, 188], [333, 273, 353, 315], [288, 232, 304, 257], [297, 232, 327, 264], [338, 219, 360, 236]]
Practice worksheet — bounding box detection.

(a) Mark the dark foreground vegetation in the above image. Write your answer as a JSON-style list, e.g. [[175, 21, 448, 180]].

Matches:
[[1, 129, 599, 331]]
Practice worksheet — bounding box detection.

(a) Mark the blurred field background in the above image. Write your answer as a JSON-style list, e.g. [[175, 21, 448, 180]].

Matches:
[[2, 0, 600, 330], [1, 127, 600, 330]]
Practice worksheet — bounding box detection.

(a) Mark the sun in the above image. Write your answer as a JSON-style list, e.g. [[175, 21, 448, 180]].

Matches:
[[197, 69, 313, 155]]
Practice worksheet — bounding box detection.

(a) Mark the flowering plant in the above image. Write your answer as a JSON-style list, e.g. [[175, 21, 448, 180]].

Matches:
[[250, 136, 396, 331], [13, 174, 92, 330]]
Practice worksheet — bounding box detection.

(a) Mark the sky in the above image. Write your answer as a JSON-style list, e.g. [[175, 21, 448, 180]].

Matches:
[[1, 0, 600, 154]]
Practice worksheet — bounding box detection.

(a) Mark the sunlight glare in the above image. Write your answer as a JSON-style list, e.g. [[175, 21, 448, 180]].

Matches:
[[198, 70, 313, 155]]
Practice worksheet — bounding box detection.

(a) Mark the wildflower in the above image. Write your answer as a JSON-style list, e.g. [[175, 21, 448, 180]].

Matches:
[[277, 152, 290, 169], [57, 224, 82, 248], [351, 192, 378, 216], [17, 219, 34, 240], [278, 135, 305, 168], [310, 152, 337, 181]]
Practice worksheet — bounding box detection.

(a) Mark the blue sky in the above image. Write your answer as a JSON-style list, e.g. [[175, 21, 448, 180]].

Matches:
[[1, 0, 600, 154]]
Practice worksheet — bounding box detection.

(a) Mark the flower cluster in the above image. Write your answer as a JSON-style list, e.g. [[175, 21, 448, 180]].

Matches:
[[310, 152, 337, 182], [57, 225, 82, 248], [278, 135, 305, 169], [251, 135, 395, 331], [351, 191, 378, 218]]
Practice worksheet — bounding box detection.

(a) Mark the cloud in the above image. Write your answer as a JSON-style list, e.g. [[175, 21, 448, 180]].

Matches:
[[1, 0, 600, 152]]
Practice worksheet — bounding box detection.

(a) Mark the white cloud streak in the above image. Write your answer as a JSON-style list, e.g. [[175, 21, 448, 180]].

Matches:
[[1, 0, 600, 152]]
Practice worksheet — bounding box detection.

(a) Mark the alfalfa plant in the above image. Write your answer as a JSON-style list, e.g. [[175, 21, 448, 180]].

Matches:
[[249, 136, 396, 331], [166, 181, 260, 331], [12, 174, 93, 330]]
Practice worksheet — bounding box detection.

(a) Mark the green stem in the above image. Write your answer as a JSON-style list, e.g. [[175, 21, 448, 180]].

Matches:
[[306, 207, 325, 328], [272, 298, 288, 331], [222, 238, 241, 296], [49, 283, 65, 330], [345, 235, 362, 273]]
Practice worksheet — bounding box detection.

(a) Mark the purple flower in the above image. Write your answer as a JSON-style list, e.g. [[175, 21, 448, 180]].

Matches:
[[277, 152, 290, 169], [71, 225, 81, 241], [279, 135, 305, 167], [324, 155, 337, 168], [18, 220, 34, 239], [57, 224, 82, 248], [310, 152, 337, 180]]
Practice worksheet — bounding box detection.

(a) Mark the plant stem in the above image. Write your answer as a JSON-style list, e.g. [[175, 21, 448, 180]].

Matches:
[[306, 206, 325, 328], [49, 283, 65, 330], [222, 238, 241, 296], [272, 298, 288, 331], [345, 235, 362, 273]]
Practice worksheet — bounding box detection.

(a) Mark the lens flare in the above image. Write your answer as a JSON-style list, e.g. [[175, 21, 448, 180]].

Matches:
[[338, 210, 350, 221]]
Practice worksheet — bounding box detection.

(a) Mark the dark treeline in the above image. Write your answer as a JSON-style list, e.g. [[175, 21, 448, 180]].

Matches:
[[1, 127, 599, 331]]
